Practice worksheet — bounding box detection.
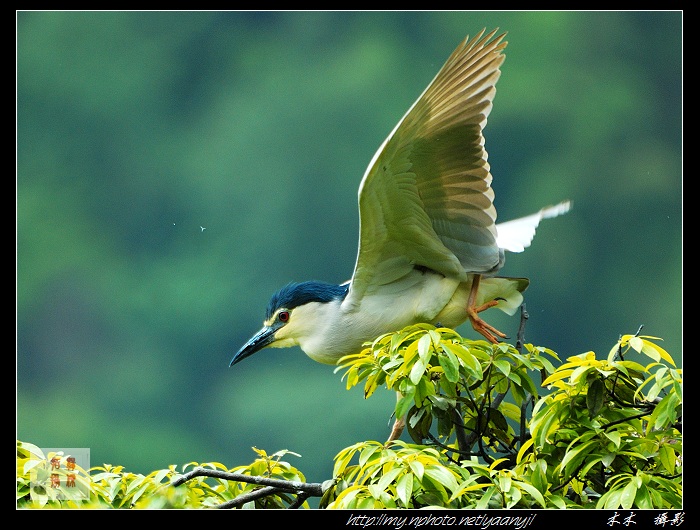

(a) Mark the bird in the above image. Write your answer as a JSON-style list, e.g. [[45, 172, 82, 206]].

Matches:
[[230, 29, 570, 387]]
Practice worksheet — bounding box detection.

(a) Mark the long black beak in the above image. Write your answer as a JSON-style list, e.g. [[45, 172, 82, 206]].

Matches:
[[229, 325, 278, 367]]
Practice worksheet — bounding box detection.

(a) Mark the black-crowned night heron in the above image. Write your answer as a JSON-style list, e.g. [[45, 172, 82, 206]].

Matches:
[[230, 30, 570, 416]]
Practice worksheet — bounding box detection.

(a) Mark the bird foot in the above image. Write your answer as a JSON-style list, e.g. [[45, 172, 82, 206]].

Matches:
[[467, 299, 508, 344]]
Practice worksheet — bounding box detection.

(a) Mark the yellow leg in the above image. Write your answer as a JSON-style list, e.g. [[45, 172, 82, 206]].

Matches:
[[467, 274, 508, 343]]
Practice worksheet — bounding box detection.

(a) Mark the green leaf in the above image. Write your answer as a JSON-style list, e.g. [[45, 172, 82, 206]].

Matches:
[[604, 431, 621, 449], [641, 340, 675, 366], [23, 458, 45, 475], [602, 488, 623, 509], [560, 440, 598, 474], [634, 483, 653, 509], [438, 347, 460, 383], [586, 377, 605, 418], [499, 402, 522, 422], [629, 336, 644, 354], [418, 333, 432, 358], [423, 465, 459, 493], [531, 401, 561, 447], [376, 467, 403, 491], [570, 364, 594, 384], [542, 369, 574, 386], [529, 458, 547, 493], [601, 452, 616, 468], [445, 343, 483, 379], [535, 354, 557, 375], [475, 485, 496, 509], [364, 369, 384, 398], [409, 356, 428, 385], [358, 444, 381, 469], [658, 444, 677, 475], [505, 484, 521, 508], [415, 377, 435, 405], [492, 358, 511, 377], [515, 480, 546, 508], [620, 480, 638, 509], [518, 372, 539, 397], [511, 352, 536, 370], [488, 407, 508, 431], [650, 392, 680, 431], [408, 460, 424, 481], [397, 472, 414, 506], [395, 392, 415, 422], [358, 494, 376, 508]]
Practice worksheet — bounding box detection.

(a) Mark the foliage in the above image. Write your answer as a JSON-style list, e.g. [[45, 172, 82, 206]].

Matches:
[[326, 327, 682, 509], [17, 327, 681, 509], [336, 324, 558, 458], [17, 443, 310, 509]]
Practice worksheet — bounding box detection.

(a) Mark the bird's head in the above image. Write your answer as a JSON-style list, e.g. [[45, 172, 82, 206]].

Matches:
[[229, 281, 349, 367]]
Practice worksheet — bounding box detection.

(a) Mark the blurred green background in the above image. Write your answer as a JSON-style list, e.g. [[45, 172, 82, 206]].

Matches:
[[17, 10, 681, 499]]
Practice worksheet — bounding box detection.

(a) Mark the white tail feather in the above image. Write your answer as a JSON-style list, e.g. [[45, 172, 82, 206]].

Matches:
[[495, 200, 572, 253]]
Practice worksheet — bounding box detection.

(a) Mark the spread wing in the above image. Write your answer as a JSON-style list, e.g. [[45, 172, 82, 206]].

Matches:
[[345, 29, 507, 307]]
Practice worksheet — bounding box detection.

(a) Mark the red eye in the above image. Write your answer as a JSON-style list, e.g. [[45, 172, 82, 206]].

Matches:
[[278, 311, 290, 323]]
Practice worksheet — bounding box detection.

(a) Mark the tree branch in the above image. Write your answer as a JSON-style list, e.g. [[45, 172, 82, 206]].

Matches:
[[172, 467, 324, 494], [216, 486, 281, 509], [516, 303, 528, 353], [171, 467, 327, 508]]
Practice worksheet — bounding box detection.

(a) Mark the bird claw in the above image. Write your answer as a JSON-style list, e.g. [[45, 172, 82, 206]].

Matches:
[[467, 299, 508, 344]]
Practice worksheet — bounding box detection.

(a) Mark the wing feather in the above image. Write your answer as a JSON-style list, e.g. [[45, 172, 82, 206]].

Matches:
[[346, 29, 507, 306]]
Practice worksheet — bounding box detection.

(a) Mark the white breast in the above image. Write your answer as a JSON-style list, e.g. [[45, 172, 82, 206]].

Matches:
[[301, 269, 460, 364]]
